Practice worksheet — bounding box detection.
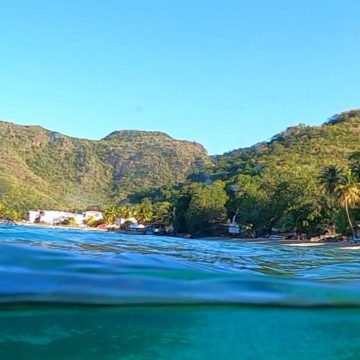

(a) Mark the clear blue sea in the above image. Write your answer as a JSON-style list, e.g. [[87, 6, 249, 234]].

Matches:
[[1, 225, 360, 359]]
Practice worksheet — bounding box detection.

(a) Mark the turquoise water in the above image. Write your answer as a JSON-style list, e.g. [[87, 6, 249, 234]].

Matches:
[[1, 226, 360, 359]]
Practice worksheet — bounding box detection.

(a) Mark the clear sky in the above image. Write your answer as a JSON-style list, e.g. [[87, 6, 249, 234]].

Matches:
[[1, 1, 360, 155]]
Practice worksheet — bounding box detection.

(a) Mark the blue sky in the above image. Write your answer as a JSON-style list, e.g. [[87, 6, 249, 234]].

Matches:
[[1, 0, 360, 155]]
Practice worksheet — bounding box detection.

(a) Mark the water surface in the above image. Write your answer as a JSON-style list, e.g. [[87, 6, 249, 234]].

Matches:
[[1, 225, 360, 359]]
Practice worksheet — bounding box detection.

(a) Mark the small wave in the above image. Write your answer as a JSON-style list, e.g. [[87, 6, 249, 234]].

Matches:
[[0, 243, 359, 308]]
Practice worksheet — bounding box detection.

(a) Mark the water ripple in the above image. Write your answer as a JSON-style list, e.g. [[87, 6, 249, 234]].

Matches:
[[1, 225, 360, 307]]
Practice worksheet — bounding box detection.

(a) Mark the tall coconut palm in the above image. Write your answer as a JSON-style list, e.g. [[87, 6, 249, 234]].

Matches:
[[319, 165, 343, 200], [335, 170, 360, 239], [318, 165, 343, 233]]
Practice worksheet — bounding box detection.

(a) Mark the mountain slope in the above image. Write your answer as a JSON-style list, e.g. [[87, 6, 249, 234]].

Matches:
[[212, 110, 360, 181], [3, 109, 360, 222], [0, 122, 211, 212], [194, 109, 360, 235]]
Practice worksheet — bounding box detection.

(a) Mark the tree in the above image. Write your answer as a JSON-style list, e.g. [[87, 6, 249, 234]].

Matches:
[[153, 201, 173, 226], [134, 199, 154, 224], [335, 170, 360, 238], [280, 194, 327, 236], [319, 165, 343, 199], [173, 191, 192, 233], [0, 203, 7, 218], [319, 165, 343, 200], [185, 181, 228, 235], [226, 174, 272, 236], [104, 204, 119, 225], [318, 165, 343, 233], [118, 204, 135, 220], [0, 202, 21, 221], [349, 152, 360, 179]]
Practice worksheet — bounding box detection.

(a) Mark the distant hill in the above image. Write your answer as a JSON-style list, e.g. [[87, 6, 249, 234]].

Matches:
[[180, 109, 360, 236], [0, 122, 211, 212], [211, 109, 360, 182], [3, 109, 360, 220]]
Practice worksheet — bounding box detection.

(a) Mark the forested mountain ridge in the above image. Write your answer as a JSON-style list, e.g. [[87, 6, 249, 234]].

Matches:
[[2, 109, 360, 237], [213, 110, 360, 181], [0, 121, 210, 212], [169, 110, 360, 236]]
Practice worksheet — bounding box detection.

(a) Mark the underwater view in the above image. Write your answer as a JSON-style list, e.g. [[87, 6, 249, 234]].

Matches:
[[1, 225, 360, 359]]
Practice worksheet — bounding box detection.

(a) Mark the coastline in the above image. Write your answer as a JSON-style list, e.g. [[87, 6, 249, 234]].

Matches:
[[6, 222, 360, 248], [197, 236, 360, 248], [13, 221, 108, 232]]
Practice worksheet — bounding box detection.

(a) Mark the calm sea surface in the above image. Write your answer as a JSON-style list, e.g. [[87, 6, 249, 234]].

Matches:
[[1, 225, 360, 359]]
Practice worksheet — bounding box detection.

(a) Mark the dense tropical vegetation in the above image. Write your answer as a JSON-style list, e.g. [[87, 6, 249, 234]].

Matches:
[[123, 110, 360, 237], [3, 110, 360, 238], [103, 199, 173, 228]]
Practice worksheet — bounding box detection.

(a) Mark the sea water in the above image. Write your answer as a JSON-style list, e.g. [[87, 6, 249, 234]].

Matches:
[[1, 226, 360, 359]]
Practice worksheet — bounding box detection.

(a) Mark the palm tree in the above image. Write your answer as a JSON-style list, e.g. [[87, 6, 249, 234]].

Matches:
[[135, 199, 153, 224], [104, 204, 119, 225], [335, 170, 360, 239], [350, 162, 360, 180], [319, 165, 343, 200], [120, 204, 135, 220], [318, 165, 343, 233], [349, 152, 360, 179]]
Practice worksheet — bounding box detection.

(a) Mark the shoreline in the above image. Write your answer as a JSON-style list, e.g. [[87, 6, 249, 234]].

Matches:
[[13, 221, 108, 232], [5, 222, 360, 248], [197, 236, 360, 248]]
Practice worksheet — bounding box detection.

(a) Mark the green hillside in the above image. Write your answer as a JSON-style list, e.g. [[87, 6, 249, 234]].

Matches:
[[0, 122, 210, 213], [3, 110, 360, 237], [214, 110, 360, 180], [168, 110, 360, 236]]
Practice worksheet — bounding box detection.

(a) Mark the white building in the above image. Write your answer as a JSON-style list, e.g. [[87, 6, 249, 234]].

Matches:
[[28, 210, 86, 226]]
